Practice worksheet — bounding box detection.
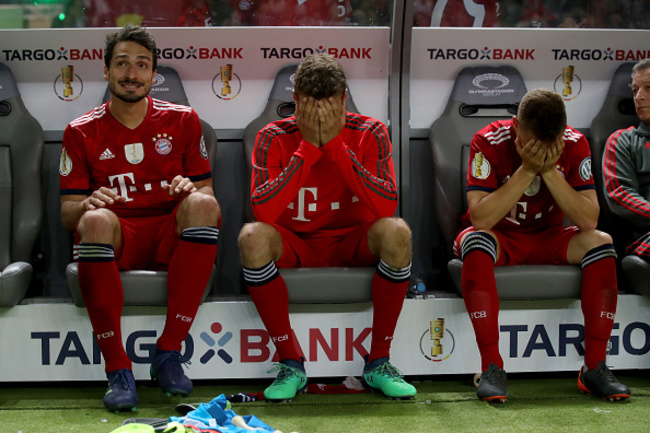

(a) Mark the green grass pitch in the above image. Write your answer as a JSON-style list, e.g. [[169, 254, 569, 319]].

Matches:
[[1, 372, 649, 432]]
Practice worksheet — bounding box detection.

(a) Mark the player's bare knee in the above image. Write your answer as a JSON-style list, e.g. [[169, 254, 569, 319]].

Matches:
[[389, 218, 412, 251], [77, 209, 117, 241], [582, 229, 613, 249], [184, 193, 220, 225], [238, 222, 277, 264], [595, 230, 613, 246], [372, 217, 412, 266], [568, 229, 615, 264]]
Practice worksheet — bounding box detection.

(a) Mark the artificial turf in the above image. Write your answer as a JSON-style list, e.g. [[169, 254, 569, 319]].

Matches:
[[1, 372, 649, 432]]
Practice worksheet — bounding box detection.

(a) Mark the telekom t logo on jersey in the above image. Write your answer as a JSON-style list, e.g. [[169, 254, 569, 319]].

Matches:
[[289, 187, 358, 221], [109, 173, 135, 202], [108, 172, 170, 202], [291, 187, 318, 221]]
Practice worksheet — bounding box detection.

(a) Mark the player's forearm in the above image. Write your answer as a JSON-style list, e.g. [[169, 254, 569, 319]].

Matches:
[[327, 137, 398, 217], [350, 176, 398, 217], [605, 187, 650, 228], [60, 199, 86, 232], [251, 174, 306, 223], [603, 156, 650, 227], [341, 162, 398, 217], [542, 169, 598, 231], [251, 144, 321, 222], [469, 166, 537, 230]]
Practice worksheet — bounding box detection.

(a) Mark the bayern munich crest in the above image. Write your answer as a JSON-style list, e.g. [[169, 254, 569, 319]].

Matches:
[[153, 133, 173, 155]]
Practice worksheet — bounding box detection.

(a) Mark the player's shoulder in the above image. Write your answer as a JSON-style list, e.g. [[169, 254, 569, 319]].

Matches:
[[68, 103, 109, 129], [151, 97, 195, 116], [345, 112, 385, 132], [477, 119, 514, 146], [616, 125, 645, 140], [562, 124, 585, 144], [604, 126, 646, 151], [262, 117, 299, 135]]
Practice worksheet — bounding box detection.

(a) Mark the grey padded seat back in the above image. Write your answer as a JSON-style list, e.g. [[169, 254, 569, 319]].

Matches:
[[242, 64, 373, 304], [590, 63, 649, 296], [67, 65, 217, 307], [431, 65, 526, 256], [0, 63, 44, 307], [430, 65, 582, 300], [0, 148, 10, 269]]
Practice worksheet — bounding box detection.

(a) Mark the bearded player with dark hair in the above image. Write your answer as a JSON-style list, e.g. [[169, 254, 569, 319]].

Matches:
[[60, 25, 220, 411]]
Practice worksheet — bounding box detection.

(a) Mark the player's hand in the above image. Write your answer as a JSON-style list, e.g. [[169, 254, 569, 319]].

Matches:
[[82, 187, 126, 210], [516, 136, 545, 174], [541, 137, 564, 173], [317, 96, 346, 145], [295, 96, 321, 147], [163, 175, 197, 197]]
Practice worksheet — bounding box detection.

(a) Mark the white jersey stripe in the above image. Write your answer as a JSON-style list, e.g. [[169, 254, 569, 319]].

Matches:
[[152, 98, 192, 113], [563, 129, 581, 142], [70, 105, 107, 127], [484, 126, 512, 145]]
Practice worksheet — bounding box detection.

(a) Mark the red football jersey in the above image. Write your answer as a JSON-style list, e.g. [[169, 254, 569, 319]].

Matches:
[[60, 96, 211, 218], [251, 113, 398, 236], [462, 119, 595, 233]]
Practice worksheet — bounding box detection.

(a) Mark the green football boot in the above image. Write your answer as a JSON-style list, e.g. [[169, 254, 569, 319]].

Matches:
[[264, 359, 308, 402], [362, 356, 416, 400]]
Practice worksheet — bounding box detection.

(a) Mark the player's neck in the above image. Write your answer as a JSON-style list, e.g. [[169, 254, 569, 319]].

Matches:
[[109, 96, 149, 130]]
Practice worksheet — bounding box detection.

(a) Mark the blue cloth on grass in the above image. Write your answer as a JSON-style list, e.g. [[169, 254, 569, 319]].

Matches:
[[170, 394, 275, 432]]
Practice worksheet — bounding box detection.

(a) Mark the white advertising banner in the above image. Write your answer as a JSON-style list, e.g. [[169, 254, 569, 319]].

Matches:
[[0, 27, 390, 131], [1, 296, 649, 382], [411, 28, 650, 130], [1, 27, 647, 133]]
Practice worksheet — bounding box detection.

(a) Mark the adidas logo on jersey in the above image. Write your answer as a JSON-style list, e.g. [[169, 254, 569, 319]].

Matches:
[[99, 149, 115, 160]]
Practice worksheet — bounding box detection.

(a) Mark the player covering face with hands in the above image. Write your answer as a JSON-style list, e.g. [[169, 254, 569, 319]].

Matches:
[[238, 54, 416, 402], [516, 130, 564, 176], [294, 93, 347, 148], [456, 88, 629, 403]]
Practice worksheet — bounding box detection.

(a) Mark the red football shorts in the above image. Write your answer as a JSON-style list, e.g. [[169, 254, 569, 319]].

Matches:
[[74, 206, 180, 271], [454, 225, 580, 266], [273, 220, 379, 268]]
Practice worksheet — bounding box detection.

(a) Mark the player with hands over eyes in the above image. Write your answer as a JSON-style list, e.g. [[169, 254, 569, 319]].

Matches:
[[457, 88, 629, 403], [238, 54, 416, 402]]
